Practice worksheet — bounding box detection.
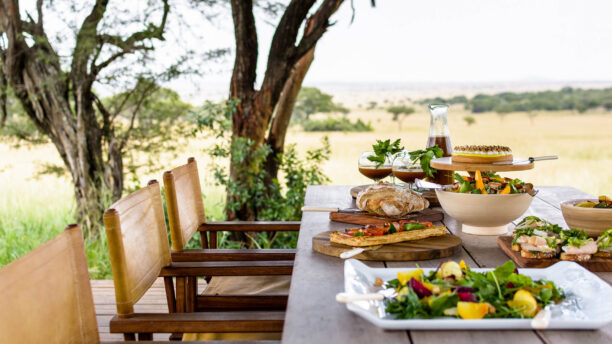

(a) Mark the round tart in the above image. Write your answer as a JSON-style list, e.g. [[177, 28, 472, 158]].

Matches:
[[451, 145, 513, 163]]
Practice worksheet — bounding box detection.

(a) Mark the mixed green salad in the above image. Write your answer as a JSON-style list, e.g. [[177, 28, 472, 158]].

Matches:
[[451, 171, 528, 194], [384, 260, 564, 319]]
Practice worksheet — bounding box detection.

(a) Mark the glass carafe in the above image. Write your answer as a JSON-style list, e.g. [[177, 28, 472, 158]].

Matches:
[[426, 104, 454, 185]]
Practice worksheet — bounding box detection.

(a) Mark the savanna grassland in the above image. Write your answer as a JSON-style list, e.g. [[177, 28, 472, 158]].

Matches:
[[1, 102, 611, 278]]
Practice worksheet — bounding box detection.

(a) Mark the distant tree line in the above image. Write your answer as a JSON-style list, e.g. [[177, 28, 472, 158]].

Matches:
[[418, 87, 612, 114]]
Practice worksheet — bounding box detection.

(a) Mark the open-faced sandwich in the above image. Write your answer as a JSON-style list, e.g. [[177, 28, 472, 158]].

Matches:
[[330, 220, 446, 247], [559, 229, 598, 262], [451, 145, 513, 164], [510, 217, 612, 262], [595, 229, 612, 257], [356, 182, 429, 217], [511, 216, 562, 259]]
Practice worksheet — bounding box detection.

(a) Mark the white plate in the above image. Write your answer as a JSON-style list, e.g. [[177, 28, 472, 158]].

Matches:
[[343, 259, 612, 330]]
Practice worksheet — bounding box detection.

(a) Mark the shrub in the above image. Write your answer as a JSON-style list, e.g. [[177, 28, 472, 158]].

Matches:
[[463, 116, 476, 126], [302, 117, 373, 132]]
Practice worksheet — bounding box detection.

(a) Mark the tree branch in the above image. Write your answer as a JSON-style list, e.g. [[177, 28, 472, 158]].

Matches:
[[0, 68, 7, 127], [71, 0, 110, 81], [93, 92, 112, 138], [119, 82, 158, 150], [90, 0, 169, 77], [292, 0, 343, 61], [265, 0, 316, 71], [229, 0, 258, 98]]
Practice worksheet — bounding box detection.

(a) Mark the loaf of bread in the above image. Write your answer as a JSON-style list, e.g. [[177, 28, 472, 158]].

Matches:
[[356, 182, 429, 217]]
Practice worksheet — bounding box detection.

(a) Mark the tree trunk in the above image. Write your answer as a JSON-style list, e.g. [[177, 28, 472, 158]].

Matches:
[[227, 0, 344, 221], [264, 48, 315, 186]]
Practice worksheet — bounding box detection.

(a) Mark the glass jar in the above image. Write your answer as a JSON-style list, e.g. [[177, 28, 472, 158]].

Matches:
[[426, 104, 454, 185]]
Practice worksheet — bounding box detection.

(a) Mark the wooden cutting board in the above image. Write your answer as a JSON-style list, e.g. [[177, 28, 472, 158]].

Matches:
[[497, 236, 612, 272], [350, 184, 440, 207], [330, 208, 444, 226], [313, 231, 462, 261]]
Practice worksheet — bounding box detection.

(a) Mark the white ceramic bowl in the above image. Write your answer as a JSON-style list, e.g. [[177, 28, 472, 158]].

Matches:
[[560, 199, 612, 237], [435, 190, 534, 235]]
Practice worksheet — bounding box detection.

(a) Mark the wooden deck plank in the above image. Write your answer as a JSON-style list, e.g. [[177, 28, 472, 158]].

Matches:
[[92, 277, 207, 341]]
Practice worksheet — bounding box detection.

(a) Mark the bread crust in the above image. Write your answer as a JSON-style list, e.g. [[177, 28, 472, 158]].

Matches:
[[560, 253, 592, 262], [356, 183, 429, 217], [520, 250, 555, 259], [329, 226, 446, 247], [594, 250, 612, 258]]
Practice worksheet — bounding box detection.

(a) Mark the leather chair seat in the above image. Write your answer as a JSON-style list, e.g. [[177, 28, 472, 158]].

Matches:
[[182, 275, 290, 341], [203, 275, 291, 296]]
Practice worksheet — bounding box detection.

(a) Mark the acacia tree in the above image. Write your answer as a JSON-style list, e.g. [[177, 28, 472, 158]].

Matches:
[[228, 0, 348, 220], [0, 0, 199, 235], [387, 105, 415, 130]]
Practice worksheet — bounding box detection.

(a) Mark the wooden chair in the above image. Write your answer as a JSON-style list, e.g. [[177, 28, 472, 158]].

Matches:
[[104, 180, 285, 341], [163, 157, 300, 313], [0, 224, 100, 344]]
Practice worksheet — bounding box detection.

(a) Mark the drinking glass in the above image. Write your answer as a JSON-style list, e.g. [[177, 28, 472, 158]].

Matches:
[[358, 151, 392, 182], [392, 150, 426, 190]]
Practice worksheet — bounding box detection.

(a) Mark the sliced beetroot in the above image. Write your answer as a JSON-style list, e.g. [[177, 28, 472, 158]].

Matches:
[[454, 286, 475, 293], [506, 282, 515, 288], [457, 292, 477, 302], [408, 278, 432, 298]]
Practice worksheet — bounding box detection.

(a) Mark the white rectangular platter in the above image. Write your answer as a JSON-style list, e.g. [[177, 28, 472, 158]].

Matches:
[[344, 259, 612, 330]]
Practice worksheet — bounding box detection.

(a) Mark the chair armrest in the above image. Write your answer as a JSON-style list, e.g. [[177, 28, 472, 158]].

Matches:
[[171, 249, 296, 262], [159, 260, 293, 277], [198, 221, 300, 232], [109, 311, 284, 334]]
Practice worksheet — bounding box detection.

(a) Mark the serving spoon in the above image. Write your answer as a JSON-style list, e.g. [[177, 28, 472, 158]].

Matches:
[[335, 287, 397, 303]]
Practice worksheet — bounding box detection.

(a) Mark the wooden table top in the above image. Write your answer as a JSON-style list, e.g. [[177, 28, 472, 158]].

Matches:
[[282, 186, 612, 344]]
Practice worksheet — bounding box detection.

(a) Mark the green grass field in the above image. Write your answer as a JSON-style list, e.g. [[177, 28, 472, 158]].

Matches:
[[1, 105, 611, 278]]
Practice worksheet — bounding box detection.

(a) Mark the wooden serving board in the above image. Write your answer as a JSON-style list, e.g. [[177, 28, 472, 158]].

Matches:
[[330, 208, 444, 226], [497, 236, 612, 272], [350, 185, 440, 206], [313, 231, 462, 261]]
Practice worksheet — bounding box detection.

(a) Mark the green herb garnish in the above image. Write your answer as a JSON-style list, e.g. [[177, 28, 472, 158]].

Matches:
[[408, 145, 444, 178], [368, 139, 404, 168], [404, 223, 427, 231], [353, 231, 364, 237]]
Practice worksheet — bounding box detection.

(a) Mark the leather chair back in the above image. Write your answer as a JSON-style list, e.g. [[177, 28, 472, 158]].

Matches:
[[104, 180, 171, 316], [0, 224, 99, 343], [163, 157, 206, 251]]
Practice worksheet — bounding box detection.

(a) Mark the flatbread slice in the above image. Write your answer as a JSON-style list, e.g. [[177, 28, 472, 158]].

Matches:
[[330, 225, 446, 247]]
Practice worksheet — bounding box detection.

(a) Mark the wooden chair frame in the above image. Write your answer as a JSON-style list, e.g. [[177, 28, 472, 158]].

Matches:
[[163, 157, 301, 313], [104, 180, 286, 341]]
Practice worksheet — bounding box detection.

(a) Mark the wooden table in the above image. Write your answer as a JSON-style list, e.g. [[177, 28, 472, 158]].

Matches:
[[282, 186, 612, 344]]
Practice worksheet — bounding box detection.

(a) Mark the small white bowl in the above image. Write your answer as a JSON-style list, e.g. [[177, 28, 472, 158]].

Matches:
[[560, 199, 612, 237], [435, 190, 534, 235]]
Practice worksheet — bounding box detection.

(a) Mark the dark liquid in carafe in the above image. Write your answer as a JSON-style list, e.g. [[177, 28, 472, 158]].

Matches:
[[427, 135, 454, 185]]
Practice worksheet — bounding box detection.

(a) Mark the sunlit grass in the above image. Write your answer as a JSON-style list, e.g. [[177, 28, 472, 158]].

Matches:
[[1, 105, 611, 278]]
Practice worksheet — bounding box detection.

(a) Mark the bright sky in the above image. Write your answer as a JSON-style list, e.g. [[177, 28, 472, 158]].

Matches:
[[20, 0, 612, 100], [305, 0, 612, 84], [183, 0, 612, 99]]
